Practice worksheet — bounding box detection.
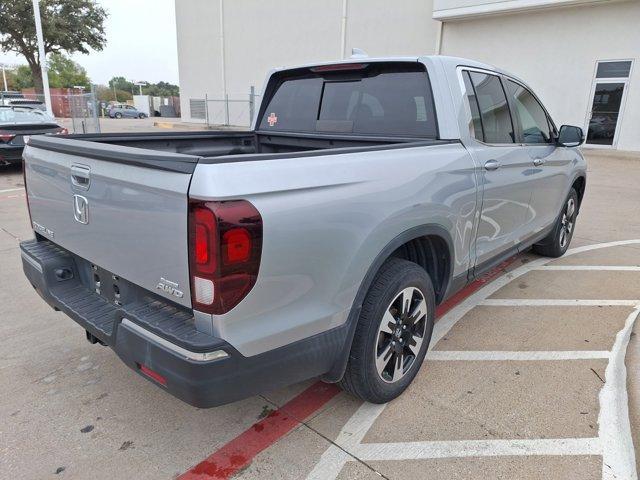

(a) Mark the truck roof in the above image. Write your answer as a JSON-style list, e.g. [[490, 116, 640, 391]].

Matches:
[[269, 55, 521, 84]]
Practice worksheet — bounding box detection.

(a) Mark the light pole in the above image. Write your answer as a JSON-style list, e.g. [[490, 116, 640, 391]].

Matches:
[[1, 65, 7, 91], [32, 0, 53, 116]]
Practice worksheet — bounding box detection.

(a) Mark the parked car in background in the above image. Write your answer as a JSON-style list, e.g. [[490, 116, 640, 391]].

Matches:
[[108, 104, 147, 119], [0, 92, 46, 111], [0, 91, 25, 106], [6, 99, 46, 111], [0, 106, 67, 167], [20, 56, 586, 407]]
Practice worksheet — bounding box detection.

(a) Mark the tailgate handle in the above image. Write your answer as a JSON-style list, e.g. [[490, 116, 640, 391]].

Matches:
[[71, 164, 91, 190]]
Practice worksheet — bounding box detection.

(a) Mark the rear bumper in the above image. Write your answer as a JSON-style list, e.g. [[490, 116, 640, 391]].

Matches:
[[0, 145, 23, 165], [20, 238, 345, 407]]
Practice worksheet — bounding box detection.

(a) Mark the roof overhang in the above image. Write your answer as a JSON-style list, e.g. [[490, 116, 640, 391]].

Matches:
[[433, 0, 627, 21]]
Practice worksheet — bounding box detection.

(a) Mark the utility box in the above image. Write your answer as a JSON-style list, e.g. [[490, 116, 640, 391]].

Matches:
[[133, 95, 151, 116]]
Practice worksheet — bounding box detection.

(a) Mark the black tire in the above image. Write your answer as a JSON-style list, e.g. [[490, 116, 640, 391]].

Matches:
[[138, 113, 146, 119], [114, 112, 122, 119], [533, 188, 579, 258], [339, 257, 435, 403]]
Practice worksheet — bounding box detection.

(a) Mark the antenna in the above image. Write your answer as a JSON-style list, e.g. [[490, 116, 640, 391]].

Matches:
[[350, 48, 369, 59]]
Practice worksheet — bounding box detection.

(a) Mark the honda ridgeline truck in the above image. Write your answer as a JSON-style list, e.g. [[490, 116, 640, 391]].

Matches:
[[20, 56, 587, 407]]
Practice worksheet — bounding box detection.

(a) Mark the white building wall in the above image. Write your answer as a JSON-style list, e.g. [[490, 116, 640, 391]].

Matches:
[[175, 0, 224, 123], [439, 0, 640, 151], [175, 0, 440, 124]]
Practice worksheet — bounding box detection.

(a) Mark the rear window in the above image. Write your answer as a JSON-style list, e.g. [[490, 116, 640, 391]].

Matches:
[[259, 63, 437, 137], [0, 107, 53, 124]]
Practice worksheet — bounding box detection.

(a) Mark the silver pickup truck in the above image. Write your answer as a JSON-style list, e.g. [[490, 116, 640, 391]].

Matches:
[[20, 56, 586, 407]]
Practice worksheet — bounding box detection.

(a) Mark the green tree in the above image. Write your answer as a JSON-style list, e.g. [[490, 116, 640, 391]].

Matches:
[[0, 0, 107, 93], [108, 76, 134, 94], [47, 53, 90, 88], [145, 81, 179, 97], [13, 65, 34, 90], [96, 84, 131, 103]]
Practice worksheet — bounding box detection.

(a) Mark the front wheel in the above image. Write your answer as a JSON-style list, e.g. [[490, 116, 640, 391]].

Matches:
[[114, 112, 122, 119], [339, 258, 435, 403], [533, 188, 579, 258], [138, 113, 146, 119]]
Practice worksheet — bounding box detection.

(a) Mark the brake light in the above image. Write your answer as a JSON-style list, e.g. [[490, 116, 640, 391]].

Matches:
[[0, 133, 15, 143], [310, 63, 368, 72], [56, 127, 69, 135], [188, 200, 263, 314]]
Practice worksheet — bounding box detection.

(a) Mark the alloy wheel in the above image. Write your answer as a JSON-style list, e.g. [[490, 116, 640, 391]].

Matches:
[[559, 197, 576, 249], [374, 286, 428, 383]]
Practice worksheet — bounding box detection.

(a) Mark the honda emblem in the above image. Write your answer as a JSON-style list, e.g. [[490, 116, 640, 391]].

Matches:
[[73, 195, 89, 224]]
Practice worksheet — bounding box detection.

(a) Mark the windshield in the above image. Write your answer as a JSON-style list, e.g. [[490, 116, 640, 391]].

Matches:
[[0, 107, 54, 124]]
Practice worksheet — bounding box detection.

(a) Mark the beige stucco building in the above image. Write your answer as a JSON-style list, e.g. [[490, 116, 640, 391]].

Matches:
[[175, 0, 640, 151]]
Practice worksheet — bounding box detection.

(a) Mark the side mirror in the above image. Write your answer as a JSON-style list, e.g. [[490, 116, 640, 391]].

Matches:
[[557, 125, 585, 147]]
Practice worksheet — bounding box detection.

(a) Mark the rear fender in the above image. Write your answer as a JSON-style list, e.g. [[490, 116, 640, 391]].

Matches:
[[322, 224, 454, 382]]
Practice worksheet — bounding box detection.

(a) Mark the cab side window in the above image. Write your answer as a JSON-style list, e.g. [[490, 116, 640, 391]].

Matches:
[[462, 71, 483, 141], [505, 80, 553, 144], [468, 71, 515, 144]]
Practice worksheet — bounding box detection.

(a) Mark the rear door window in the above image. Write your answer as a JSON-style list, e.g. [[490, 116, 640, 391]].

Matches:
[[259, 64, 437, 137], [504, 79, 553, 144], [468, 72, 515, 144]]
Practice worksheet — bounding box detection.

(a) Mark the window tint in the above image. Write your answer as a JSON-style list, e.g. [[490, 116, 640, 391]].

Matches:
[[469, 72, 514, 144], [505, 80, 552, 144], [259, 65, 437, 137], [260, 77, 324, 132], [462, 71, 483, 141]]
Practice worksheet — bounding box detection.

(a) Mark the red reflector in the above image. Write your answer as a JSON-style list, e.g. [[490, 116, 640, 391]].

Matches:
[[223, 228, 251, 264], [138, 363, 167, 386]]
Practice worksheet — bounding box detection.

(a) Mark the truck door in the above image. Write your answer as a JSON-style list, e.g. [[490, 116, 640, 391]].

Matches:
[[461, 70, 535, 272], [503, 79, 569, 235]]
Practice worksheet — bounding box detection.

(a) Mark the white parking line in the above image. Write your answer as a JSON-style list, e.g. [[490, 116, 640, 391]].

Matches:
[[307, 239, 640, 480], [307, 402, 387, 480], [352, 437, 603, 461], [0, 187, 23, 194], [536, 265, 640, 271], [481, 299, 640, 307], [426, 350, 610, 361]]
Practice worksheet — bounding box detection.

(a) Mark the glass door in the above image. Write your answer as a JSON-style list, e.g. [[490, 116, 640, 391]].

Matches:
[[585, 60, 632, 147]]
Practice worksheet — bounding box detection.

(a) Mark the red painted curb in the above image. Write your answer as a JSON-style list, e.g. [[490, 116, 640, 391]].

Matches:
[[179, 255, 519, 479], [178, 381, 340, 480]]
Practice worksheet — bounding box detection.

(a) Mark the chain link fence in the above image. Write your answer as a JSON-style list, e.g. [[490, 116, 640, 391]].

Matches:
[[189, 86, 260, 128]]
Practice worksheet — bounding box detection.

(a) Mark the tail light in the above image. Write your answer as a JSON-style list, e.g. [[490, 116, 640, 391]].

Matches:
[[0, 133, 15, 143], [56, 127, 69, 135], [188, 200, 263, 315]]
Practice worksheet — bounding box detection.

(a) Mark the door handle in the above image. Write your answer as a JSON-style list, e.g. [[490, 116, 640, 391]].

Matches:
[[484, 159, 500, 171], [70, 164, 91, 190], [533, 158, 545, 167]]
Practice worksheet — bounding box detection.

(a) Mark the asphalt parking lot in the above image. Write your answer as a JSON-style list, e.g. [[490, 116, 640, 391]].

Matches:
[[59, 116, 194, 134], [1, 149, 639, 479]]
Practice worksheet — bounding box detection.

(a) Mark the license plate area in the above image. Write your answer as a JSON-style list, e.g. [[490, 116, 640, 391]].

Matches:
[[89, 263, 129, 307]]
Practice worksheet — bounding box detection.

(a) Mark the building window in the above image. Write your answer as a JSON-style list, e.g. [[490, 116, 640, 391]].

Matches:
[[596, 61, 632, 79]]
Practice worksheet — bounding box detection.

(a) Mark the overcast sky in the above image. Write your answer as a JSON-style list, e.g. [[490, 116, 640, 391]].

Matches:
[[0, 0, 179, 86]]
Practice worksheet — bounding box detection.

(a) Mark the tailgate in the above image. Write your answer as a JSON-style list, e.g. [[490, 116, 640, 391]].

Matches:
[[23, 136, 199, 308]]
